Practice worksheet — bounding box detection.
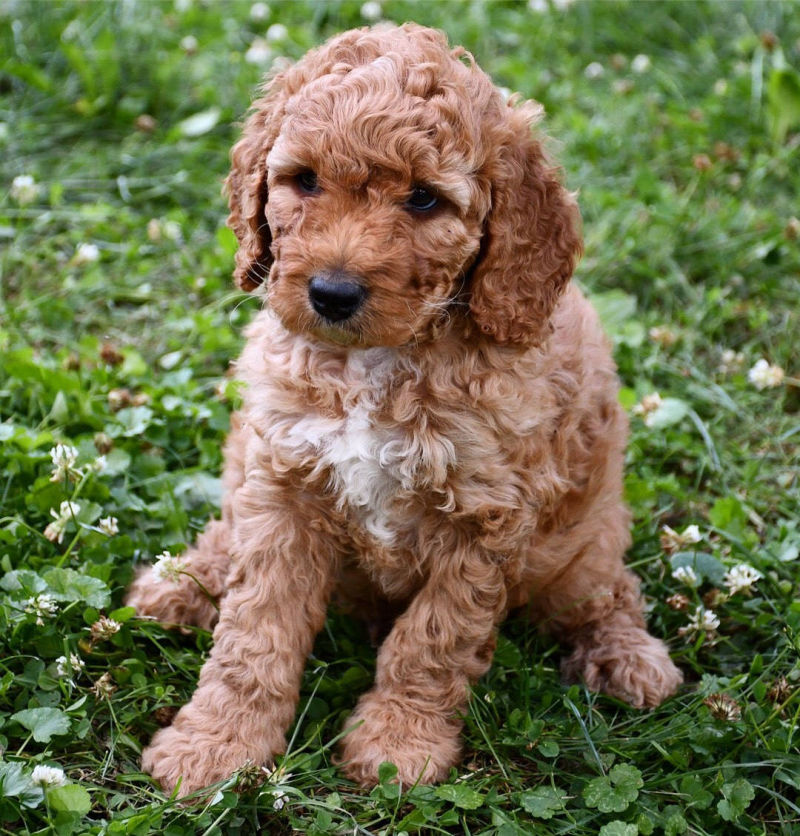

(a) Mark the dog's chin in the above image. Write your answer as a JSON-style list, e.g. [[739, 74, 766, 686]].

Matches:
[[272, 305, 434, 350], [312, 324, 366, 348], [310, 325, 413, 350], [283, 315, 376, 349], [289, 315, 410, 350], [308, 320, 447, 350]]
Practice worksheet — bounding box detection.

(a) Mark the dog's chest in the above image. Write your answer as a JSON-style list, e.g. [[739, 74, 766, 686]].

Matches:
[[282, 349, 445, 546]]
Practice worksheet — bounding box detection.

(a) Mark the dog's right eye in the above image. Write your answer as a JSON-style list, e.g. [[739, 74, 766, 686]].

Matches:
[[295, 170, 320, 194], [405, 185, 439, 213]]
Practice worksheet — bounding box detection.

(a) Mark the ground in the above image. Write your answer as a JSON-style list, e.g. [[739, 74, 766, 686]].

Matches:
[[1, 1, 799, 834]]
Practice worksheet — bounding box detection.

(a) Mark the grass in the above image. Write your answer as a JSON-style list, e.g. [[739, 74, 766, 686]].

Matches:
[[1, 0, 799, 833]]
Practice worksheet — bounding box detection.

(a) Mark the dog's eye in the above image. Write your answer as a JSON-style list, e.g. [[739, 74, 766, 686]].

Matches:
[[295, 170, 320, 194], [405, 186, 438, 212]]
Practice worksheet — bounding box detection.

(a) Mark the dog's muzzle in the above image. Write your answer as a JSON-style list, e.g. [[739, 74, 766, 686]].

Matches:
[[308, 271, 367, 323]]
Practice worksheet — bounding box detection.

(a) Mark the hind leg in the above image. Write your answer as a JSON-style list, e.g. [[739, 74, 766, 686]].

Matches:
[[530, 502, 682, 708], [125, 518, 231, 630], [125, 414, 247, 630]]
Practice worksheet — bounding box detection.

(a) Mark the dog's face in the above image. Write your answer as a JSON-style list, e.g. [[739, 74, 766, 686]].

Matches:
[[227, 25, 583, 348], [262, 66, 489, 347]]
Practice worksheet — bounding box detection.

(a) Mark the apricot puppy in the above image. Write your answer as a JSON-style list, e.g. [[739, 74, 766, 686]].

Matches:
[[127, 23, 682, 795]]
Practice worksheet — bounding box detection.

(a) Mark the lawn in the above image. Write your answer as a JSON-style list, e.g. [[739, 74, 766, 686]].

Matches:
[[1, 1, 799, 833]]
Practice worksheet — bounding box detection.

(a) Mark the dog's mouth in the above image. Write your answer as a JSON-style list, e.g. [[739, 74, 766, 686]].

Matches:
[[268, 265, 452, 349], [312, 322, 365, 347]]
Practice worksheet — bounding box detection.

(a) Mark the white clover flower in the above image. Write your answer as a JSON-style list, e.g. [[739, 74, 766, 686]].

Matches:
[[89, 615, 122, 642], [250, 2, 270, 21], [162, 220, 182, 241], [152, 550, 187, 584], [679, 606, 720, 641], [648, 325, 678, 347], [632, 392, 662, 417], [748, 358, 785, 390], [49, 444, 81, 483], [11, 174, 39, 205], [97, 516, 119, 536], [43, 517, 66, 544], [584, 62, 605, 80], [55, 653, 85, 679], [266, 23, 288, 43], [180, 34, 198, 54], [31, 765, 67, 787], [73, 242, 100, 265], [718, 348, 745, 374], [682, 524, 702, 544], [264, 765, 293, 809], [146, 217, 183, 242], [92, 671, 117, 698], [631, 54, 651, 73], [59, 499, 82, 519], [528, 0, 548, 11], [695, 607, 720, 631], [44, 500, 81, 544], [703, 692, 741, 722], [724, 563, 762, 596], [245, 37, 272, 65], [92, 455, 107, 474], [660, 524, 703, 553], [360, 1, 382, 21], [672, 566, 699, 587], [25, 593, 58, 626], [146, 218, 162, 241]]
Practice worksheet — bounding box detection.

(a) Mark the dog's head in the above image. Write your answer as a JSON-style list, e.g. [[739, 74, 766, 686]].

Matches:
[[227, 24, 582, 348]]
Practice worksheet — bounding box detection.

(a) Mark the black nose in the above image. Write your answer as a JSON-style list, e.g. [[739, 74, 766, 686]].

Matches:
[[308, 272, 366, 322]]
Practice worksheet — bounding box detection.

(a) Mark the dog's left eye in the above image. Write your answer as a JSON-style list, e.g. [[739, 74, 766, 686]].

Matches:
[[405, 186, 438, 212], [295, 170, 320, 194]]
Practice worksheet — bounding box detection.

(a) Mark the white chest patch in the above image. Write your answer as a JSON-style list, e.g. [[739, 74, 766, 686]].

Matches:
[[282, 349, 412, 546]]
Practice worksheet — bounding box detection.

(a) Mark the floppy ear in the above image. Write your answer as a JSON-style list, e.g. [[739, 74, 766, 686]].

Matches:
[[469, 102, 583, 346], [225, 86, 286, 293]]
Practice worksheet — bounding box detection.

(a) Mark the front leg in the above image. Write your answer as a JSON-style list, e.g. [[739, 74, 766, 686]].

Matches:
[[142, 472, 341, 797], [340, 549, 507, 786]]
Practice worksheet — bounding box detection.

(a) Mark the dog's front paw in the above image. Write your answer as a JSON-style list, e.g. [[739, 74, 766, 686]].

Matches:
[[563, 625, 683, 708], [339, 693, 462, 787], [142, 723, 272, 797]]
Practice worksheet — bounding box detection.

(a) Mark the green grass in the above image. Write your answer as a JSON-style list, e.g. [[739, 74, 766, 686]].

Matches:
[[1, 1, 799, 833]]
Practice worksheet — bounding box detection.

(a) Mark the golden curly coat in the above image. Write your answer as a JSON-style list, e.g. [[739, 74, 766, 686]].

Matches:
[[126, 23, 682, 796]]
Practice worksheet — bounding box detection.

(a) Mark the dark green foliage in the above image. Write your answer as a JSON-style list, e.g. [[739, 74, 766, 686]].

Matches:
[[1, 1, 799, 833]]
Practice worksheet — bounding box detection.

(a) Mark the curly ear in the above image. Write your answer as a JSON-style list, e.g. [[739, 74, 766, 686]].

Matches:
[[225, 84, 287, 292], [469, 102, 583, 346]]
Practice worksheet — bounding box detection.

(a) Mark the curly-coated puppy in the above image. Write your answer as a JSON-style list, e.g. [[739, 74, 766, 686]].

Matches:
[[127, 23, 682, 795]]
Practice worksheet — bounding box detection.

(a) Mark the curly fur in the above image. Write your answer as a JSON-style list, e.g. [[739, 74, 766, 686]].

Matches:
[[125, 23, 682, 796]]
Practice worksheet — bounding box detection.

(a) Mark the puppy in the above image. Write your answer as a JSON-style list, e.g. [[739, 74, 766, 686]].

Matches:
[[126, 23, 682, 795]]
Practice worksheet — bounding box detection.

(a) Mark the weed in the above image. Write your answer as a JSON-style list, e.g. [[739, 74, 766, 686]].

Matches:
[[1, 1, 799, 833]]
